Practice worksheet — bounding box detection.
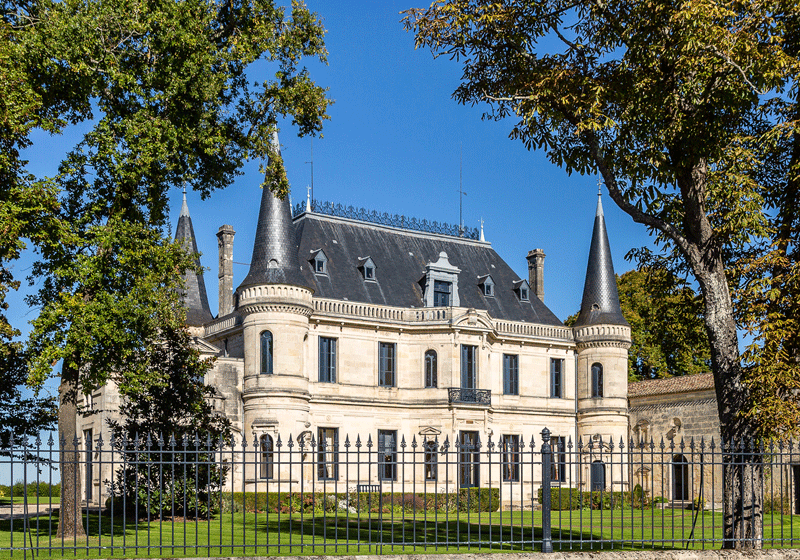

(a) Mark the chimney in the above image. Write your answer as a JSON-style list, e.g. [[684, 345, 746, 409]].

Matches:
[[217, 225, 235, 316], [526, 249, 545, 302]]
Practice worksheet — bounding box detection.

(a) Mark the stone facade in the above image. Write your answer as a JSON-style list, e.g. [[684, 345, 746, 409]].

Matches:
[[76, 137, 639, 506]]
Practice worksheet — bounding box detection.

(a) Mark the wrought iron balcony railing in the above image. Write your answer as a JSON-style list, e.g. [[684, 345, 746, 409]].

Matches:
[[448, 387, 491, 405]]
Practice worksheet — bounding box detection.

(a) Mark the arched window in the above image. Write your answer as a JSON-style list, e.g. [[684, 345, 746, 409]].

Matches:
[[425, 350, 437, 388], [591, 363, 603, 397], [260, 435, 274, 480], [260, 331, 273, 374]]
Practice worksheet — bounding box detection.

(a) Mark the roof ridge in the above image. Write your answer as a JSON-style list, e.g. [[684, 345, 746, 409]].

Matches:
[[293, 199, 481, 241]]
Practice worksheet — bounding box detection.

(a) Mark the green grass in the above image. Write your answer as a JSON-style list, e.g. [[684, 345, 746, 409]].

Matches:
[[0, 497, 60, 506], [0, 508, 799, 558]]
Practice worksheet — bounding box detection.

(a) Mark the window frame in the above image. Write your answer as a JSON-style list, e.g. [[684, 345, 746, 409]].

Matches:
[[260, 434, 274, 480], [433, 280, 452, 307], [503, 353, 519, 395], [318, 337, 337, 383], [424, 350, 438, 388], [460, 344, 477, 390], [317, 427, 339, 481], [378, 430, 397, 481], [379, 342, 396, 387], [260, 330, 273, 375], [551, 436, 567, 483], [550, 358, 564, 398], [591, 362, 604, 398], [424, 439, 438, 481], [501, 434, 520, 482]]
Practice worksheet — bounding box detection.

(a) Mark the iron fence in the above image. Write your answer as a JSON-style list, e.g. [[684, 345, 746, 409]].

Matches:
[[0, 428, 799, 557]]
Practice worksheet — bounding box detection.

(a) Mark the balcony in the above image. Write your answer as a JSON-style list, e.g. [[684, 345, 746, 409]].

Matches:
[[448, 388, 491, 406]]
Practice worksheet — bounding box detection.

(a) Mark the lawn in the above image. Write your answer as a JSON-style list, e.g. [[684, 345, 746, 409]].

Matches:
[[0, 508, 798, 558]]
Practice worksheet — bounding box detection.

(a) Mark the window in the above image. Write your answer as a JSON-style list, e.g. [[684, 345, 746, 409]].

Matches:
[[551, 436, 566, 482], [433, 280, 451, 307], [319, 337, 337, 383], [311, 250, 328, 274], [260, 435, 274, 479], [260, 331, 273, 374], [360, 257, 376, 281], [379, 342, 396, 387], [520, 287, 529, 301], [550, 358, 563, 398], [424, 440, 438, 481], [503, 354, 519, 395], [424, 350, 437, 388], [479, 276, 495, 297], [378, 430, 397, 481], [317, 428, 339, 480], [459, 431, 480, 488], [460, 344, 477, 390], [501, 434, 520, 482], [591, 363, 603, 397]]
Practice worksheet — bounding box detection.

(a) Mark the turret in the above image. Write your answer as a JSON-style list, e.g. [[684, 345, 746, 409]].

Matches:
[[174, 188, 214, 327], [572, 190, 631, 493], [235, 131, 313, 482]]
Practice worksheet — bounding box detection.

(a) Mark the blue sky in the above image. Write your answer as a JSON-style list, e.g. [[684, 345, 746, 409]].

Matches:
[[165, 1, 653, 323], [14, 1, 655, 338]]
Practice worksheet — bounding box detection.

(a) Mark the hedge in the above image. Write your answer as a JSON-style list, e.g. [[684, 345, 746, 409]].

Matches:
[[220, 488, 499, 514], [536, 486, 652, 510]]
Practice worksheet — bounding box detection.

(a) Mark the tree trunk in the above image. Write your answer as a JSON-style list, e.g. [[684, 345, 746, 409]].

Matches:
[[57, 363, 86, 540], [687, 237, 762, 550]]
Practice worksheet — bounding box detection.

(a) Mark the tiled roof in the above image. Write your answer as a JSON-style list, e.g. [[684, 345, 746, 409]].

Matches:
[[293, 212, 563, 325], [628, 372, 715, 398]]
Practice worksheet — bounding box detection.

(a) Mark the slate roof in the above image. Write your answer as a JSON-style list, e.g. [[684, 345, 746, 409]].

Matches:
[[174, 191, 214, 326], [293, 212, 563, 325], [574, 194, 629, 328], [628, 372, 715, 398], [238, 132, 310, 292]]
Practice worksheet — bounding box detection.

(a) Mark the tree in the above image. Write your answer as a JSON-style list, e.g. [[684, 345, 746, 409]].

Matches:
[[404, 0, 798, 548], [5, 0, 330, 538], [107, 323, 232, 519], [566, 269, 711, 381]]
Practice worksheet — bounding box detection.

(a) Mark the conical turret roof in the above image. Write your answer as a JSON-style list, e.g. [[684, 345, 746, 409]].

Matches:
[[175, 188, 214, 326], [574, 192, 628, 328], [238, 131, 310, 291]]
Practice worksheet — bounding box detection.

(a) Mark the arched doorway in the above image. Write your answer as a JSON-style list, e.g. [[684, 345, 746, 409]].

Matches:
[[672, 454, 689, 501]]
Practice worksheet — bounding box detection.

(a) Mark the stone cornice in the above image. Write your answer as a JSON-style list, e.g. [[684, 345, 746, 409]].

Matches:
[[239, 303, 313, 317], [576, 340, 632, 350]]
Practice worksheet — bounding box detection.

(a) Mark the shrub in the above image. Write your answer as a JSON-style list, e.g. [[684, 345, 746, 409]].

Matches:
[[537, 487, 581, 510], [764, 496, 792, 515], [219, 489, 499, 514], [629, 484, 650, 509], [692, 496, 706, 510]]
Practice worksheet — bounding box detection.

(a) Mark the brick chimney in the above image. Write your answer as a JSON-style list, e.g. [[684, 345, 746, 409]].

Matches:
[[526, 249, 545, 302], [216, 225, 235, 316]]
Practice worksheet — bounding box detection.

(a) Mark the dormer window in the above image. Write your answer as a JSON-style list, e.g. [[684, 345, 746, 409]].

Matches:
[[358, 257, 376, 282], [478, 275, 495, 297], [310, 249, 328, 275], [422, 252, 461, 308], [513, 279, 530, 302]]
